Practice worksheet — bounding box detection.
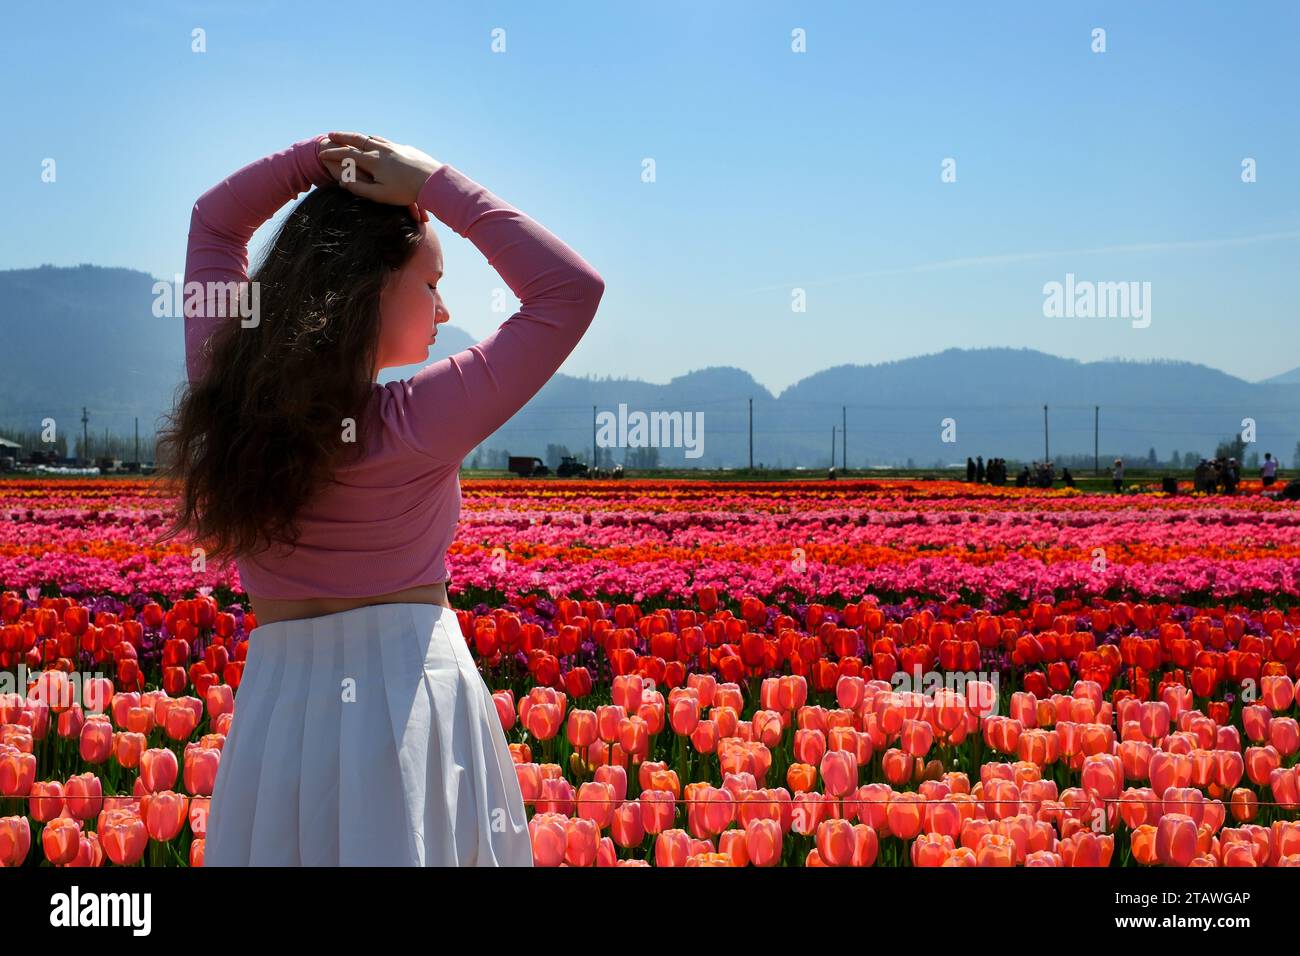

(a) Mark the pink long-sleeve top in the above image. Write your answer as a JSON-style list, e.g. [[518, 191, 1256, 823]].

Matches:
[[183, 136, 604, 598]]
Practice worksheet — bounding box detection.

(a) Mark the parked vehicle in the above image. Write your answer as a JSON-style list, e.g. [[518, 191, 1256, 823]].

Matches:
[[557, 456, 589, 478], [507, 456, 550, 477]]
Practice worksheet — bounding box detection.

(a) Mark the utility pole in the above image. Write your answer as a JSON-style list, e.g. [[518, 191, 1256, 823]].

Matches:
[[81, 407, 89, 464], [592, 405, 597, 470], [831, 426, 836, 470], [1094, 405, 1100, 476], [134, 417, 140, 465], [842, 405, 847, 472], [1043, 404, 1049, 462], [748, 398, 753, 471]]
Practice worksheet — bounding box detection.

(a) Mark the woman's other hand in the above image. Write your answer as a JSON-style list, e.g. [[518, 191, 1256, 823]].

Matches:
[[318, 132, 444, 205]]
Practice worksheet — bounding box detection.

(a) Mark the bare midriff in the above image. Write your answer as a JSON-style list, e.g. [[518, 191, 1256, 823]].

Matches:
[[248, 581, 452, 627]]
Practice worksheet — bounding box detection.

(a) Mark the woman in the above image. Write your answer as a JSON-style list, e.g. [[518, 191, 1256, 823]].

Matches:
[[1112, 458, 1124, 493], [156, 132, 604, 865]]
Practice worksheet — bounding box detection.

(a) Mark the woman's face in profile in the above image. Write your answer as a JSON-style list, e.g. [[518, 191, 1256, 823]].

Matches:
[[375, 223, 450, 374]]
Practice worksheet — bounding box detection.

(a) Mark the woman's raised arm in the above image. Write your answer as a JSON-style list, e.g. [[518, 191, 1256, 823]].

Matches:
[[322, 134, 605, 468], [359, 155, 604, 466], [183, 136, 336, 382]]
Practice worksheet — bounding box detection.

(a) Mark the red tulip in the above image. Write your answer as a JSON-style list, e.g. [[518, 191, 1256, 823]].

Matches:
[[746, 818, 783, 867], [0, 746, 36, 797], [138, 748, 179, 793], [529, 812, 566, 866], [1269, 718, 1299, 757], [183, 746, 220, 797], [819, 750, 858, 798], [900, 718, 933, 758], [881, 748, 912, 786], [141, 791, 188, 842], [28, 780, 65, 823], [639, 789, 676, 835], [1261, 675, 1295, 712], [99, 812, 147, 865], [1155, 813, 1198, 867], [1245, 745, 1281, 787], [1149, 751, 1191, 796]]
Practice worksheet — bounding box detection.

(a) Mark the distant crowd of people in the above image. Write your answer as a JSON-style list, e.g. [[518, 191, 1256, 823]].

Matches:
[[966, 456, 1010, 485], [1195, 456, 1242, 494], [966, 456, 1073, 489], [1191, 453, 1282, 495], [964, 451, 1288, 496]]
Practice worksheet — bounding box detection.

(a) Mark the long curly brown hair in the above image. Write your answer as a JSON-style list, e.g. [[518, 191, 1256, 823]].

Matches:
[[154, 184, 423, 565]]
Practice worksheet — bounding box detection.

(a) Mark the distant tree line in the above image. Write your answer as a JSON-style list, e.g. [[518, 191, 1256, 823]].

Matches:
[[0, 422, 156, 464]]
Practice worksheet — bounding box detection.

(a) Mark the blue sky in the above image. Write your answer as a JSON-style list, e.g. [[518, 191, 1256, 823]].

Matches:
[[3, 0, 1297, 393]]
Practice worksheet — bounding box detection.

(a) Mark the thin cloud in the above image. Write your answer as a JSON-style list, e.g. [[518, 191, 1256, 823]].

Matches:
[[735, 229, 1300, 295]]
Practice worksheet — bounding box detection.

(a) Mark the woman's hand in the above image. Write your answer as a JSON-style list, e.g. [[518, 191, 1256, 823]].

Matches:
[[317, 132, 444, 206]]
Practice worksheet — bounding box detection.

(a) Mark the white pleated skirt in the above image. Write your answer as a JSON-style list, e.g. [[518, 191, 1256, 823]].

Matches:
[[203, 602, 534, 866]]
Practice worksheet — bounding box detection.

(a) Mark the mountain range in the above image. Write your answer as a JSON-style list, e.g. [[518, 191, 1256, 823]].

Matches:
[[2, 264, 1298, 468]]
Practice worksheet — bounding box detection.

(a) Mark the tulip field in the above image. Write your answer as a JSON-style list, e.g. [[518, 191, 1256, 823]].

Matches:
[[3, 476, 1300, 867]]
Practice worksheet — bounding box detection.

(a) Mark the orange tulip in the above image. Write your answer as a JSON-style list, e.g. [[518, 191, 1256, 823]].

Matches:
[[1130, 824, 1158, 865], [816, 818, 856, 866], [910, 832, 953, 866], [936, 846, 973, 867], [1229, 788, 1258, 823], [42, 816, 82, 866], [885, 791, 924, 841], [99, 811, 147, 866], [975, 833, 1016, 867], [141, 790, 188, 842], [715, 828, 748, 866]]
